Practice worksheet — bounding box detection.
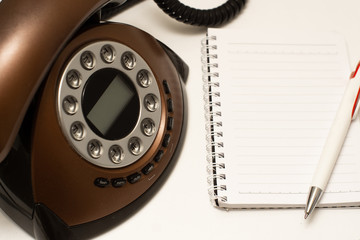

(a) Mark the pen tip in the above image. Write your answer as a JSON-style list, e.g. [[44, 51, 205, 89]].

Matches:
[[304, 213, 309, 219]]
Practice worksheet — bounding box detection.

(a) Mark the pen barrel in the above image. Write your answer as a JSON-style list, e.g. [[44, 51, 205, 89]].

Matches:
[[312, 75, 360, 189]]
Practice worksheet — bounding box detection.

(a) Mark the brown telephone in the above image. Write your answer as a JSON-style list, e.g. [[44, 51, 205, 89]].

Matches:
[[0, 0, 244, 239]]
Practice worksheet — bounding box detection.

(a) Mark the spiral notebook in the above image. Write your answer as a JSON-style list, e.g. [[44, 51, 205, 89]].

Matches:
[[202, 28, 360, 209]]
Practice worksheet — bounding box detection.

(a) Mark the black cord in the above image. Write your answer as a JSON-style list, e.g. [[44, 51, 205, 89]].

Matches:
[[100, 0, 246, 26], [153, 0, 246, 26]]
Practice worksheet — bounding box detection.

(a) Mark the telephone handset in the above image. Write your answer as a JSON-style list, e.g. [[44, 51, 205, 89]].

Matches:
[[0, 0, 244, 239]]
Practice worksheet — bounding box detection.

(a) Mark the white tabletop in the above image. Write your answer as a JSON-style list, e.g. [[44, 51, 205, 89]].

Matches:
[[2, 1, 360, 239]]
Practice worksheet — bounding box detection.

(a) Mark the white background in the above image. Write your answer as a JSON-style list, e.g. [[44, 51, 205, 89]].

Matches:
[[2, 0, 360, 239]]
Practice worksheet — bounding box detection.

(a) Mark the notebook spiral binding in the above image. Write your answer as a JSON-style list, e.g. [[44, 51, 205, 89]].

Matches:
[[201, 35, 228, 206]]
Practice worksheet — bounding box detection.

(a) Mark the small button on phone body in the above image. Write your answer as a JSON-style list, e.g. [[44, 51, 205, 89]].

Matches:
[[142, 163, 155, 175], [162, 134, 171, 147], [111, 178, 126, 188], [167, 117, 174, 130], [94, 178, 110, 188], [154, 150, 164, 163], [167, 99, 173, 112], [162, 80, 170, 94], [127, 173, 141, 184]]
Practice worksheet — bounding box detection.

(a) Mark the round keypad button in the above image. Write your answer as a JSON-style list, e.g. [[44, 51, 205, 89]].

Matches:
[[81, 51, 96, 70], [141, 118, 156, 137], [128, 137, 142, 156], [109, 145, 124, 164], [137, 69, 152, 88], [70, 122, 85, 141], [88, 140, 103, 159], [144, 94, 159, 112], [66, 70, 82, 89], [121, 51, 136, 70], [101, 44, 116, 63], [63, 96, 78, 115]]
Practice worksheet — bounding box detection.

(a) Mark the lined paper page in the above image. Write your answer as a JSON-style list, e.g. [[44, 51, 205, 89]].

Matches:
[[208, 29, 360, 207]]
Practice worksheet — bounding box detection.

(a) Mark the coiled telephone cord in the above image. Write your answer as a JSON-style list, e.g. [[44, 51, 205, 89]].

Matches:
[[102, 0, 246, 26], [153, 0, 246, 26]]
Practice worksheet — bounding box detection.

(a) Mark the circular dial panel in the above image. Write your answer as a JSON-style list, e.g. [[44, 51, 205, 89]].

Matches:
[[57, 41, 162, 168]]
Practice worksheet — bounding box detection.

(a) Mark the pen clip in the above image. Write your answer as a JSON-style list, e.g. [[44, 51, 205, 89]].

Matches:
[[352, 89, 360, 120], [350, 61, 360, 79], [351, 62, 360, 120]]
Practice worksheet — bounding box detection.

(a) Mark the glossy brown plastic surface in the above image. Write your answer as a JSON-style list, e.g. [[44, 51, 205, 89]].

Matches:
[[0, 0, 110, 162], [31, 23, 185, 226]]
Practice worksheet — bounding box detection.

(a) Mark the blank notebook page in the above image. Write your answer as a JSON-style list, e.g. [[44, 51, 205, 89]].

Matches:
[[208, 29, 360, 207]]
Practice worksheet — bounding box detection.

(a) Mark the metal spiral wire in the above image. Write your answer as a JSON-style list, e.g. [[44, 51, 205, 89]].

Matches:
[[153, 0, 246, 26]]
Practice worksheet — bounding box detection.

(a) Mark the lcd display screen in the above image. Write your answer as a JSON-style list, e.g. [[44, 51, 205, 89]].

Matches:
[[86, 75, 134, 136]]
